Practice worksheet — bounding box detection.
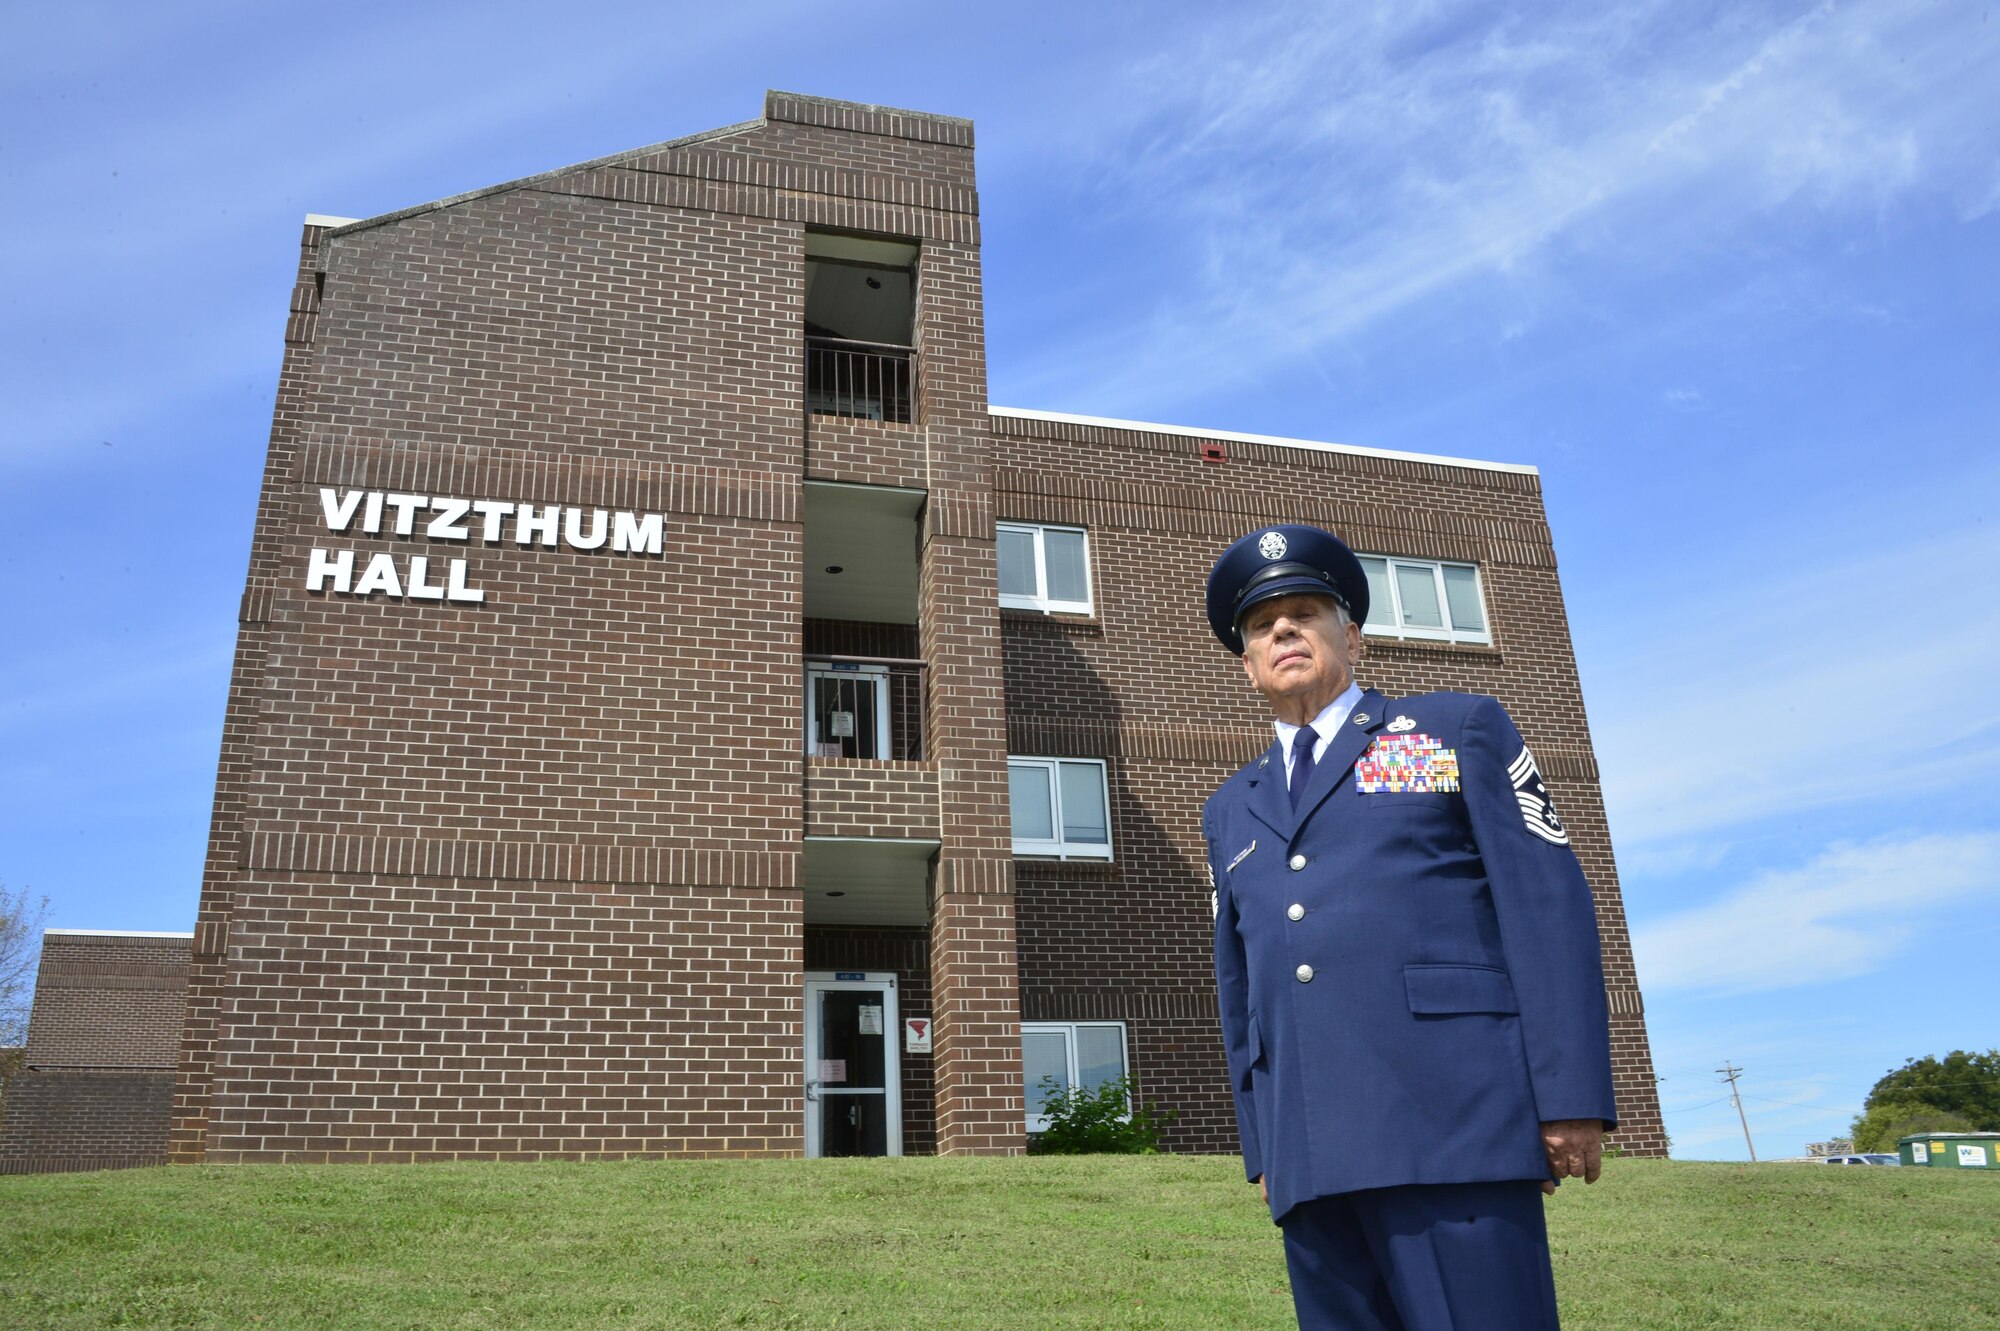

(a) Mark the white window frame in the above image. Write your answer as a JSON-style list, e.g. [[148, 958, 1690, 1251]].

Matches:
[[1358, 555, 1492, 645], [997, 522, 1094, 615], [1008, 757, 1113, 860], [1021, 1020, 1129, 1133]]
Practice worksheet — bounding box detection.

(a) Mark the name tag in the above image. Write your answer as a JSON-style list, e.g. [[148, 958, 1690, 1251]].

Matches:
[[1227, 840, 1258, 872]]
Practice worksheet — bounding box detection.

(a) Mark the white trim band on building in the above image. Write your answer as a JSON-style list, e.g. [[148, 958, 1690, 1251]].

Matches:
[[43, 929, 196, 939], [989, 406, 1539, 477]]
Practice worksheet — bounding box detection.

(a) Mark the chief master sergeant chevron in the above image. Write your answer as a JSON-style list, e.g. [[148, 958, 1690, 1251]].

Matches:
[[1202, 524, 1616, 1331]]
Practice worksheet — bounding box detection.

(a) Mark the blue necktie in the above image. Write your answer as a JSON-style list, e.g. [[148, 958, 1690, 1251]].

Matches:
[[1290, 725, 1318, 810]]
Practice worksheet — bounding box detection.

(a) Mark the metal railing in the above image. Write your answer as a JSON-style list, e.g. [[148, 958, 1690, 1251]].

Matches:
[[805, 337, 915, 424], [803, 655, 928, 760]]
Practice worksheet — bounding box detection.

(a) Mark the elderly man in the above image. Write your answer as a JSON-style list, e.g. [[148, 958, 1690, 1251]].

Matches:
[[1203, 524, 1615, 1331]]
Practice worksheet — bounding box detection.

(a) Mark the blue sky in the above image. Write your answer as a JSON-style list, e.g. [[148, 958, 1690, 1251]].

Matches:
[[3, 1, 1995, 1160]]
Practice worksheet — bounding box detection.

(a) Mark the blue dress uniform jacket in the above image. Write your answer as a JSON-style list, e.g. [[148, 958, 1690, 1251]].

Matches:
[[1207, 689, 1617, 1223]]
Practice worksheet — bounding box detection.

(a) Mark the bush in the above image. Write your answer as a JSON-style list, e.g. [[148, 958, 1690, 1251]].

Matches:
[[1028, 1075, 1177, 1154]]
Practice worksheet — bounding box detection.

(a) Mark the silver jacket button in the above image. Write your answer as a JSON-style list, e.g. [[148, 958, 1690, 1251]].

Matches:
[[1295, 964, 1315, 983], [1287, 903, 1305, 921], [1288, 853, 1308, 871]]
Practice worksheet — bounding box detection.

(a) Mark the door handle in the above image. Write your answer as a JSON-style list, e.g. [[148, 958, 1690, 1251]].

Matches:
[[805, 1079, 821, 1102]]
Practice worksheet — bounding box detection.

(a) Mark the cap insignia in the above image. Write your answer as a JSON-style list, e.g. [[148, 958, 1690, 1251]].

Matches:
[[1257, 531, 1287, 560]]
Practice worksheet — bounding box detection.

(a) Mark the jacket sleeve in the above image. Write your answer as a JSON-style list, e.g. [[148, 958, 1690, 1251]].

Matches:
[[1461, 696, 1619, 1129], [1206, 796, 1265, 1182]]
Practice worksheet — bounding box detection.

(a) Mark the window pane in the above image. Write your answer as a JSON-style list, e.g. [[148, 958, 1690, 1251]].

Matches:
[[1058, 762, 1109, 845], [1023, 1029, 1070, 1115], [1394, 563, 1443, 628], [1442, 565, 1485, 633], [1074, 1026, 1125, 1093], [1360, 557, 1392, 629], [1009, 763, 1055, 841], [1043, 529, 1089, 604], [997, 528, 1038, 598]]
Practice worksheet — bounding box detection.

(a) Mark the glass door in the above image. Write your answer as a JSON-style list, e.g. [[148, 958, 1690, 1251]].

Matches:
[[803, 973, 902, 1157]]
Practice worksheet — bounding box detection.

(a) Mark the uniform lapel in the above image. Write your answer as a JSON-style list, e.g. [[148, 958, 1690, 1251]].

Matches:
[[1292, 690, 1388, 828], [1244, 737, 1294, 840]]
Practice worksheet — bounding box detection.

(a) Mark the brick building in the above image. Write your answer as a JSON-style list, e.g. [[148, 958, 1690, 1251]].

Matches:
[[11, 91, 1665, 1171], [0, 931, 192, 1172]]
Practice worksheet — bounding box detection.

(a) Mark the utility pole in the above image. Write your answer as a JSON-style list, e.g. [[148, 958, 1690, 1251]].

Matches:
[[1718, 1062, 1757, 1162]]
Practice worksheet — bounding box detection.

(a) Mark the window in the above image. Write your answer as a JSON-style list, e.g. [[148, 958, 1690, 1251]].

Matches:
[[997, 523, 1092, 614], [1021, 1021, 1128, 1132], [1358, 555, 1491, 645], [1008, 758, 1112, 859]]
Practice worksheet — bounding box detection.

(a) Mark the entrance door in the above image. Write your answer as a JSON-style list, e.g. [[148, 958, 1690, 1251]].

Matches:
[[803, 972, 902, 1158]]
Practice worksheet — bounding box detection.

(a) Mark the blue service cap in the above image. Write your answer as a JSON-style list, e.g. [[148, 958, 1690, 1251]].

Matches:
[[1205, 524, 1370, 655]]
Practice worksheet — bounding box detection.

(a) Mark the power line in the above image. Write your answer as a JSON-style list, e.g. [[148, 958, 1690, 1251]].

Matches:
[[1718, 1062, 1757, 1161]]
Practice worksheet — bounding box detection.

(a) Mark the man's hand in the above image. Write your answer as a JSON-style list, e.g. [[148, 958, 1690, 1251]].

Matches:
[[1539, 1119, 1605, 1195], [1256, 1174, 1268, 1204]]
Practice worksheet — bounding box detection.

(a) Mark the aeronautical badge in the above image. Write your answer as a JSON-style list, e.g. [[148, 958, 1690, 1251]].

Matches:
[[1387, 715, 1416, 733], [1258, 530, 1288, 560], [1509, 745, 1569, 845], [1354, 733, 1461, 793]]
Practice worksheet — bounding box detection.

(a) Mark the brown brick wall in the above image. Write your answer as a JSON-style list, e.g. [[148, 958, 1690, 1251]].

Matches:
[[805, 760, 939, 840], [0, 1072, 176, 1174], [23, 934, 191, 1069], [995, 413, 1665, 1157], [200, 875, 800, 1163]]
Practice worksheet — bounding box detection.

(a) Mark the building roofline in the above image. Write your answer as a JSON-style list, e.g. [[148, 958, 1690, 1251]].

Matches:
[[309, 92, 973, 244], [43, 929, 195, 939], [316, 115, 767, 241], [989, 406, 1539, 477]]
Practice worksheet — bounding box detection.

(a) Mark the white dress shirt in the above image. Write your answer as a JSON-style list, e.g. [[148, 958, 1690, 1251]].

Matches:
[[1274, 680, 1364, 786]]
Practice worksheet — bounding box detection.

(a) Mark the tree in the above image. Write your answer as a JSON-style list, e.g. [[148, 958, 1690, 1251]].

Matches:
[[2, 882, 50, 1049], [1849, 1050, 2000, 1151]]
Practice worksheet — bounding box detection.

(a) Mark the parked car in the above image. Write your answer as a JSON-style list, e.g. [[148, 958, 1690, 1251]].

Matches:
[[1819, 1154, 1900, 1165]]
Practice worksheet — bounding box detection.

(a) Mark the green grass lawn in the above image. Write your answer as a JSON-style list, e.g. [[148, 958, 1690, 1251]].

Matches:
[[2, 1157, 1994, 1330]]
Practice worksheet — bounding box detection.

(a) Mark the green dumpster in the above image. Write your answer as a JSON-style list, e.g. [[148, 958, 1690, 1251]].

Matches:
[[1899, 1132, 2000, 1169]]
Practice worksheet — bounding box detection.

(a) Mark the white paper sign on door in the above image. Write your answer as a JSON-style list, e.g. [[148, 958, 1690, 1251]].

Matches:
[[818, 1059, 846, 1082], [858, 1004, 883, 1035]]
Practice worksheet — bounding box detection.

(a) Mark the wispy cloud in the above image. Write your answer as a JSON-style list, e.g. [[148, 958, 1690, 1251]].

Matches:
[[1590, 514, 2000, 849], [1634, 832, 2000, 995], [998, 0, 1998, 415]]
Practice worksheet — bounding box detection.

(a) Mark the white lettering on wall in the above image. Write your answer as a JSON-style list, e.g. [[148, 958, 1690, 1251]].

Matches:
[[425, 497, 472, 541], [385, 493, 426, 536], [352, 552, 403, 597], [564, 508, 609, 551], [613, 511, 663, 555], [514, 503, 561, 548], [303, 487, 667, 606], [471, 500, 514, 543], [319, 489, 364, 532], [306, 547, 355, 593]]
